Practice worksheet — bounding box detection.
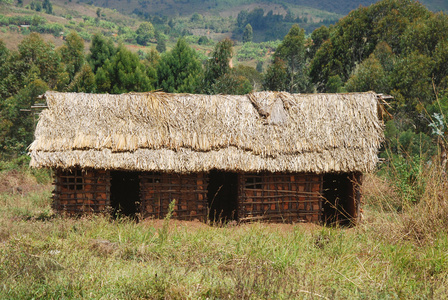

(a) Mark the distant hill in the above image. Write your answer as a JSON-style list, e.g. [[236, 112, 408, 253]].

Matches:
[[284, 0, 446, 15], [84, 0, 447, 17], [1, 0, 446, 52], [82, 0, 340, 17], [419, 0, 448, 12], [283, 0, 377, 15]]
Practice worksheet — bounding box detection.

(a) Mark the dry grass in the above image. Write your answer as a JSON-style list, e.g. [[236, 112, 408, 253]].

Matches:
[[0, 31, 65, 50], [363, 163, 448, 245], [399, 165, 448, 243]]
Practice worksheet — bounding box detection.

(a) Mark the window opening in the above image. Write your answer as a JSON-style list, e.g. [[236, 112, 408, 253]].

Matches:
[[62, 169, 83, 191]]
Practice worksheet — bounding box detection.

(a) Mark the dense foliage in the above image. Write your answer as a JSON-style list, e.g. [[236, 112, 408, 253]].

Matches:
[[304, 0, 448, 163], [156, 38, 202, 93], [264, 24, 312, 93]]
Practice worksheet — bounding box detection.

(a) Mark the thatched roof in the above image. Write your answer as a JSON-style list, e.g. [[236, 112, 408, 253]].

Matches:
[[29, 91, 384, 174]]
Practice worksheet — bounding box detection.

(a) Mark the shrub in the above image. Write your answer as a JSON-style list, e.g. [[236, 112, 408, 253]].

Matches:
[[198, 35, 209, 45]]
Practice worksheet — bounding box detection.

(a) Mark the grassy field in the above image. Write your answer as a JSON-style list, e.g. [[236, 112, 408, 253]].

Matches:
[[0, 164, 447, 299]]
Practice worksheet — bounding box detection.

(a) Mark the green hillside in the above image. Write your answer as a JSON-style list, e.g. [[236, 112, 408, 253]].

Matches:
[[2, 0, 445, 51], [83, 0, 448, 17]]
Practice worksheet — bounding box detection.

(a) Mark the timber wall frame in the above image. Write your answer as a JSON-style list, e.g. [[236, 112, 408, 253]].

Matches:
[[53, 169, 110, 214], [239, 173, 323, 223], [139, 172, 208, 221], [52, 168, 360, 224]]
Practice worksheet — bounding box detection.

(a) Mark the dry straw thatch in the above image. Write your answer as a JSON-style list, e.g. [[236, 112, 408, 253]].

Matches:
[[29, 91, 384, 173]]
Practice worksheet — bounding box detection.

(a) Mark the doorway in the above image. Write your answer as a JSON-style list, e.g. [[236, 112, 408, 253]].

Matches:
[[110, 171, 140, 217], [207, 171, 238, 222], [322, 173, 356, 225]]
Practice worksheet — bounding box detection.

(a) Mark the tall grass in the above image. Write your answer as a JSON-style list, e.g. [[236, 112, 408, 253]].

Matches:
[[0, 163, 447, 298], [365, 151, 448, 244]]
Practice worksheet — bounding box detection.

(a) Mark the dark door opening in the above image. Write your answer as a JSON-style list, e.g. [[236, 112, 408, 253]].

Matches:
[[207, 171, 238, 222], [322, 173, 356, 225], [110, 171, 140, 217]]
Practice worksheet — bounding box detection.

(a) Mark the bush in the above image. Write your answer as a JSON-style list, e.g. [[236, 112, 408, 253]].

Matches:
[[8, 24, 19, 32], [384, 154, 426, 205], [78, 30, 91, 42], [31, 23, 64, 36], [198, 35, 209, 45]]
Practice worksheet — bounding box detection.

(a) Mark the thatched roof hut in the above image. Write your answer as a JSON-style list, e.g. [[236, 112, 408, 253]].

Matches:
[[29, 91, 383, 174]]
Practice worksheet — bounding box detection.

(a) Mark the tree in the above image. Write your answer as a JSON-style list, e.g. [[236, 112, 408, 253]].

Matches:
[[326, 75, 344, 93], [433, 40, 448, 90], [144, 48, 160, 66], [308, 0, 431, 92], [0, 79, 48, 157], [156, 32, 167, 53], [156, 39, 166, 53], [272, 24, 311, 93], [0, 40, 11, 99], [94, 66, 110, 93], [242, 24, 253, 43], [136, 22, 155, 46], [198, 36, 209, 45], [190, 13, 202, 22], [308, 25, 329, 60], [372, 41, 395, 73], [30, 1, 42, 11], [263, 57, 288, 91], [156, 38, 202, 93], [256, 61, 263, 73], [232, 65, 262, 91], [66, 64, 96, 93], [58, 31, 85, 82], [202, 38, 233, 93], [88, 34, 116, 73], [97, 45, 154, 94], [390, 51, 435, 115], [345, 54, 389, 93], [211, 72, 252, 95], [141, 49, 158, 86], [42, 0, 53, 14], [237, 10, 248, 28], [246, 8, 265, 30], [17, 33, 63, 89]]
